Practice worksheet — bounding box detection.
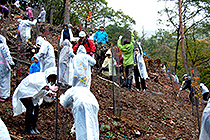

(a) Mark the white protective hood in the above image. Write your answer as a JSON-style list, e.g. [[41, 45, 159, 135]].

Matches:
[[12, 67, 57, 116], [59, 39, 74, 85], [199, 99, 210, 140], [200, 83, 209, 95], [72, 45, 96, 89], [102, 49, 116, 76], [0, 118, 11, 140], [60, 86, 99, 140], [136, 42, 148, 80], [35, 36, 56, 72], [36, 36, 45, 47], [0, 35, 6, 44]]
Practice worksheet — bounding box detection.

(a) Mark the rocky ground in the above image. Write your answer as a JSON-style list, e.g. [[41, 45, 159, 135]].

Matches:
[[0, 16, 206, 140]]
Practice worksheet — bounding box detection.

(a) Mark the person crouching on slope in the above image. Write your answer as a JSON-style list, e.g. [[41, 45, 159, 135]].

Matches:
[[97, 49, 116, 80], [12, 67, 58, 135]]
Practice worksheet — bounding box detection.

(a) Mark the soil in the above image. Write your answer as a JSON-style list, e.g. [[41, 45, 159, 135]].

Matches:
[[0, 17, 206, 140]]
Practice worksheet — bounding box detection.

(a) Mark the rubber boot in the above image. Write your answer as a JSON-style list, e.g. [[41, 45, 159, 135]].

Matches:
[[128, 78, 132, 89], [120, 76, 124, 87], [124, 79, 128, 88], [32, 105, 40, 134], [29, 129, 37, 135]]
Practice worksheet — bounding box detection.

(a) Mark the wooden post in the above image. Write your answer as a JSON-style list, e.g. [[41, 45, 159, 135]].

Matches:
[[55, 35, 60, 140], [111, 43, 116, 115], [191, 67, 201, 135]]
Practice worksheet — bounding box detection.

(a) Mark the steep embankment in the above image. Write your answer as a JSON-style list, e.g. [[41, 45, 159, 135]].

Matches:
[[0, 66, 205, 140], [0, 16, 205, 139]]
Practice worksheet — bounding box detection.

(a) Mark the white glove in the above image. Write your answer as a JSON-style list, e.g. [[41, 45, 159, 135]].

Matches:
[[49, 85, 58, 92], [9, 60, 15, 65], [14, 35, 17, 38], [119, 35, 123, 40], [48, 90, 56, 97], [70, 123, 75, 136], [179, 88, 182, 91]]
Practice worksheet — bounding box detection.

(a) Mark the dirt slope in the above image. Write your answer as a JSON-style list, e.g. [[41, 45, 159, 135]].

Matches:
[[0, 17, 206, 140]]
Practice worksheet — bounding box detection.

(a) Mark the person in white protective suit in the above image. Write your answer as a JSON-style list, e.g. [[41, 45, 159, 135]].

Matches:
[[37, 7, 46, 23], [60, 86, 99, 140], [12, 67, 58, 135], [0, 118, 11, 140], [35, 36, 55, 72], [133, 42, 148, 91], [199, 97, 210, 140], [18, 16, 37, 44], [200, 83, 209, 102], [14, 0, 20, 8], [72, 45, 96, 89], [59, 39, 74, 86], [0, 35, 15, 101]]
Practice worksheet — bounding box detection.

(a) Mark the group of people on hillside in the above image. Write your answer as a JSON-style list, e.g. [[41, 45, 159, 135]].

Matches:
[[0, 17, 150, 139], [0, 32, 99, 139], [1, 2, 210, 139]]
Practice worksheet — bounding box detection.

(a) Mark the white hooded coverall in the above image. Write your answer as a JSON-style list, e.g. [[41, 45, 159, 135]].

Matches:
[[12, 67, 57, 116], [0, 35, 14, 99], [35, 36, 56, 72], [72, 45, 96, 89], [59, 39, 74, 86], [18, 19, 37, 44], [38, 8, 46, 23], [60, 86, 99, 140]]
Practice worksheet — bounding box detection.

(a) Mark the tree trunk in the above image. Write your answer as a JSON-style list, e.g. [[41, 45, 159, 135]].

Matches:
[[179, 0, 189, 75], [64, 0, 70, 24], [174, 27, 180, 73]]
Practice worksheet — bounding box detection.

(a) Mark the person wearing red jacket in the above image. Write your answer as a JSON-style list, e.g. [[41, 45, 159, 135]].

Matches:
[[73, 31, 96, 57]]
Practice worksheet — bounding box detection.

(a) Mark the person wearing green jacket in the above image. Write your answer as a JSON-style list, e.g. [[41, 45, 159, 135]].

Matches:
[[117, 33, 135, 89]]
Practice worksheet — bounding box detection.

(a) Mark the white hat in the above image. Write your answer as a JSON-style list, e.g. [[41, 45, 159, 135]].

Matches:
[[17, 19, 21, 22], [99, 25, 104, 28], [79, 31, 86, 37]]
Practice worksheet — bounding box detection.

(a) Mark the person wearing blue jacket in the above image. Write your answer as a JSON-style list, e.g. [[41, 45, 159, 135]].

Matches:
[[94, 25, 109, 67], [94, 25, 108, 44], [29, 55, 40, 75]]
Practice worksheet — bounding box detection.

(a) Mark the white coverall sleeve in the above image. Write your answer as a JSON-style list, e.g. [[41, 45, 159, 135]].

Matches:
[[32, 89, 48, 106], [1, 44, 13, 62], [38, 11, 42, 18], [88, 55, 96, 66], [27, 19, 37, 26], [36, 43, 48, 60], [0, 35, 6, 44], [70, 49, 75, 58], [59, 92, 73, 109]]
